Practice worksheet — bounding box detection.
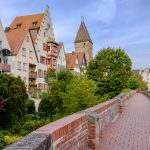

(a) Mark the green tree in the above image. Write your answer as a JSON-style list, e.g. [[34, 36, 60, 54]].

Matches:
[[0, 74, 28, 127], [62, 75, 98, 114], [131, 71, 148, 91], [39, 69, 74, 119], [87, 47, 132, 97], [39, 70, 98, 119], [128, 76, 140, 89]]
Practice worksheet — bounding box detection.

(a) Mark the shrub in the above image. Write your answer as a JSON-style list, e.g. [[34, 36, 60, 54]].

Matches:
[[0, 74, 28, 128], [62, 75, 98, 114], [4, 135, 21, 145], [0, 132, 4, 149], [25, 99, 36, 114]]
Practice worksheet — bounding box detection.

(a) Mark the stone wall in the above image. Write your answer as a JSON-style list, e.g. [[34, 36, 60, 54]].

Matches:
[[4, 91, 136, 150]]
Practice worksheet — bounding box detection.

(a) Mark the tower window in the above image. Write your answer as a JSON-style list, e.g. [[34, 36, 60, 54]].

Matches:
[[83, 43, 85, 48]]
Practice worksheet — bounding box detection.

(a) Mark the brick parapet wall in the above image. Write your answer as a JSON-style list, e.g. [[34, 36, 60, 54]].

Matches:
[[142, 91, 150, 98], [4, 90, 136, 150]]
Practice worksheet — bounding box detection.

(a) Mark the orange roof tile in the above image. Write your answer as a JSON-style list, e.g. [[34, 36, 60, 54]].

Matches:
[[6, 28, 28, 55], [9, 13, 44, 29], [65, 52, 77, 69], [6, 13, 45, 55]]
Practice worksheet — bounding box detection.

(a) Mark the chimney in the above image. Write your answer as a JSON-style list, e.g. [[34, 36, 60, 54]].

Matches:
[[5, 27, 10, 32], [72, 51, 75, 54]]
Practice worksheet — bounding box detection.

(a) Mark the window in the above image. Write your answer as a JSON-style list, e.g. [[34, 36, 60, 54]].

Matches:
[[16, 24, 21, 29], [0, 41, 2, 49], [29, 51, 33, 58], [53, 58, 56, 66], [4, 57, 8, 64], [23, 63, 27, 71], [17, 61, 21, 70], [40, 56, 46, 64], [32, 21, 37, 28], [22, 48, 26, 56], [44, 32, 46, 37], [38, 69, 44, 78], [27, 36, 29, 42], [31, 30, 37, 36], [83, 43, 85, 47]]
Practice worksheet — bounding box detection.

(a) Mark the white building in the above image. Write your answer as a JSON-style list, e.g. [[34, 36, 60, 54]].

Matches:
[[0, 21, 12, 73], [140, 68, 150, 90], [56, 42, 66, 71], [6, 27, 38, 92], [7, 6, 55, 91]]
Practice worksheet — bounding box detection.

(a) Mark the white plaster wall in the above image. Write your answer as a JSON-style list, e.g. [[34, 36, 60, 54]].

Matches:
[[56, 45, 66, 71], [141, 69, 150, 90], [0, 21, 11, 50], [74, 57, 80, 73], [11, 32, 38, 88], [35, 7, 55, 85]]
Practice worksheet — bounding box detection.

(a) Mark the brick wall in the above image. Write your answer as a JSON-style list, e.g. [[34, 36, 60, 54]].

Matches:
[[4, 90, 136, 150]]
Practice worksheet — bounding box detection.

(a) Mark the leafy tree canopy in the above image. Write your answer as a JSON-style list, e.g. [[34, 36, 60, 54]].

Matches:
[[87, 47, 132, 96]]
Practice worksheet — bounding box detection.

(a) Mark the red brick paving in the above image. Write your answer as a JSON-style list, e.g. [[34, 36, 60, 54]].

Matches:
[[99, 93, 150, 150]]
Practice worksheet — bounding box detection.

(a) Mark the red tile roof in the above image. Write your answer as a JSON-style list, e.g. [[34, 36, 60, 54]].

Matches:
[[65, 52, 77, 69], [6, 13, 45, 55], [6, 28, 28, 55], [9, 13, 44, 29]]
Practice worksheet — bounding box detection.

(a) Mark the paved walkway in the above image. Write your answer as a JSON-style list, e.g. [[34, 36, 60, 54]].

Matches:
[[99, 93, 150, 150]]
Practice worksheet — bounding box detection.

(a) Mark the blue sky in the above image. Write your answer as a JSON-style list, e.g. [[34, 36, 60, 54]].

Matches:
[[0, 0, 150, 69]]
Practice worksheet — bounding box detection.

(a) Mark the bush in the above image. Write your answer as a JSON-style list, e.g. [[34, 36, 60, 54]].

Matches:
[[0, 74, 28, 128], [62, 75, 99, 114], [25, 99, 36, 114], [0, 132, 5, 149], [19, 120, 45, 136], [39, 70, 99, 119], [4, 135, 21, 145]]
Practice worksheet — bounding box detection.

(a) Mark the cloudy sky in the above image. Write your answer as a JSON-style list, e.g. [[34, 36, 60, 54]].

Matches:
[[0, 0, 150, 69]]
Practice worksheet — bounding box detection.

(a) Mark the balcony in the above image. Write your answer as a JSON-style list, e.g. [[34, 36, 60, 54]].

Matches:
[[0, 64, 11, 72], [29, 72, 37, 79]]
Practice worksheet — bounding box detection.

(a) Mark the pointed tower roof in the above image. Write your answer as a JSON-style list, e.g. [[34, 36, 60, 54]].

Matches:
[[74, 20, 93, 44]]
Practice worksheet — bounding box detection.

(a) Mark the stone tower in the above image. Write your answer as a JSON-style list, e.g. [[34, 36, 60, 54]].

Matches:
[[74, 20, 93, 63]]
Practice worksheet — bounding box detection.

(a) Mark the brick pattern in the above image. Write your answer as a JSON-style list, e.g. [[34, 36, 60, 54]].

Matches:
[[4, 91, 136, 150], [99, 93, 150, 150]]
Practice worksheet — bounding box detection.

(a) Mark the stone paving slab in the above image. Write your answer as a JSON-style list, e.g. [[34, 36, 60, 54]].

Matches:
[[99, 93, 150, 150]]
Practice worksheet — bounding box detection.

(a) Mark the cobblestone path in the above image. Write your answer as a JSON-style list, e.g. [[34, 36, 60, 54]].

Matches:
[[99, 93, 150, 150]]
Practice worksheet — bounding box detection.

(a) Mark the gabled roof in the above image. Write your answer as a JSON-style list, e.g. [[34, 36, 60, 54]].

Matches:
[[65, 52, 78, 69], [6, 28, 28, 55], [9, 13, 44, 29], [76, 52, 85, 66], [5, 13, 45, 56], [74, 20, 93, 44]]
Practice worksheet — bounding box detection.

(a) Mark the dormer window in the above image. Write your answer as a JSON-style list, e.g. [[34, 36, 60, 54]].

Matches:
[[32, 21, 37, 28], [16, 23, 22, 29]]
